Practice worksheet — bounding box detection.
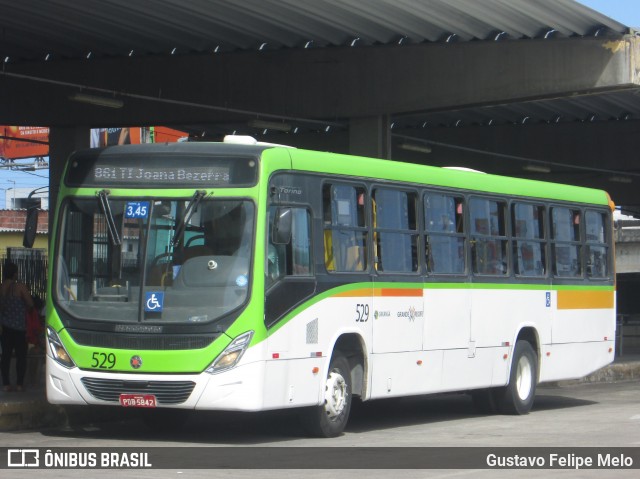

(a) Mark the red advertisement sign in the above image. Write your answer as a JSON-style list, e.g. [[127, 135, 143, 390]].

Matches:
[[0, 126, 49, 160], [90, 127, 188, 147], [1, 126, 189, 158]]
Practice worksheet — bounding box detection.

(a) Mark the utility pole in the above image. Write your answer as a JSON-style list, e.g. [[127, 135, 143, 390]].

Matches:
[[8, 180, 16, 209]]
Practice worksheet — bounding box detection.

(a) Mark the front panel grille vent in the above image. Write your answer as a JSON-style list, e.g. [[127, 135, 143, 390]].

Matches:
[[68, 329, 218, 350], [80, 377, 195, 404]]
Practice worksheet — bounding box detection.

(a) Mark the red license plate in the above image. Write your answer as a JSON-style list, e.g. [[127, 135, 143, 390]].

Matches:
[[119, 394, 157, 408]]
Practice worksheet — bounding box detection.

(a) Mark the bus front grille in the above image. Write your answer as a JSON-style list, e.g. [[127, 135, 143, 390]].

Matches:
[[80, 378, 196, 404], [67, 329, 219, 350]]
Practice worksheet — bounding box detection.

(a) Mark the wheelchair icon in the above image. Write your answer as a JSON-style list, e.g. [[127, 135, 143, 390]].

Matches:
[[145, 292, 164, 312]]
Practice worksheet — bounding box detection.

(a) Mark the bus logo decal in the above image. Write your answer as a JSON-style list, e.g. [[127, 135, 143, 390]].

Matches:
[[546, 292, 551, 307], [145, 292, 164, 312], [397, 307, 423, 321], [278, 186, 303, 195], [130, 356, 143, 369]]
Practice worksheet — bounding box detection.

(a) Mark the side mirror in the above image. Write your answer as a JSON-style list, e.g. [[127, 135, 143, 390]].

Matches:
[[272, 207, 292, 244], [23, 206, 39, 248]]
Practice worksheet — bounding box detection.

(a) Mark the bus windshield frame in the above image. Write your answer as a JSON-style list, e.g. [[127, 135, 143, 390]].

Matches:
[[53, 194, 255, 327]]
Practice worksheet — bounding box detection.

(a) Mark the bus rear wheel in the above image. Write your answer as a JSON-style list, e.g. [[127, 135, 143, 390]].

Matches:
[[497, 340, 537, 415], [300, 354, 352, 438]]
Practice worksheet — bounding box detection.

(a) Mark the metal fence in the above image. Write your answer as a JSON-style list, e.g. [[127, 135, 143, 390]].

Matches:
[[0, 252, 48, 302]]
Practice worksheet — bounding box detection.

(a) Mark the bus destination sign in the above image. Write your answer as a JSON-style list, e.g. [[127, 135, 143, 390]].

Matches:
[[65, 149, 258, 188], [93, 165, 231, 185]]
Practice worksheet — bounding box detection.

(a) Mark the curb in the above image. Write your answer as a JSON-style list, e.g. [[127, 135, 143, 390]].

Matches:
[[550, 360, 640, 387], [0, 395, 66, 431]]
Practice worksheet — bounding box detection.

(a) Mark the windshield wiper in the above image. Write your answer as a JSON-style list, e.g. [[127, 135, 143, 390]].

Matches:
[[171, 190, 206, 248], [97, 189, 122, 246]]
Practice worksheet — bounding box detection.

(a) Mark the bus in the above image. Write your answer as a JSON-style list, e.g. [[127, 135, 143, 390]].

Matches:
[[44, 137, 616, 437]]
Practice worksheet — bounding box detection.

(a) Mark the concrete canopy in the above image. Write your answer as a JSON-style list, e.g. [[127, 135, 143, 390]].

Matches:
[[1, 0, 640, 213]]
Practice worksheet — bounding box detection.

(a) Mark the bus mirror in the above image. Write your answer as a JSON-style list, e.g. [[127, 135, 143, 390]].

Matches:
[[273, 207, 292, 244], [23, 206, 39, 248]]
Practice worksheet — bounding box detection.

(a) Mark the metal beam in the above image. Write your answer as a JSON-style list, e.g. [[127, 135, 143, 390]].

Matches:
[[389, 119, 640, 208], [1, 35, 638, 126]]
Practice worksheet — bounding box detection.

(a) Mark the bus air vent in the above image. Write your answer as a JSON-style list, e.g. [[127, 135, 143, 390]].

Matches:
[[80, 378, 195, 404]]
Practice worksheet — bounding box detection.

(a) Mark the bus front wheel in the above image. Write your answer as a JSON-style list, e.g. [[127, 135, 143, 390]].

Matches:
[[300, 354, 352, 438], [497, 340, 538, 415]]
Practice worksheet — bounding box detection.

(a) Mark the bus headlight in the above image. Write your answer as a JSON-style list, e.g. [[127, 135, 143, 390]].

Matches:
[[205, 331, 254, 374], [47, 326, 76, 369]]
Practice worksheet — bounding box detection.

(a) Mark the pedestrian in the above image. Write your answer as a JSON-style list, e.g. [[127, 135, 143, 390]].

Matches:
[[0, 263, 35, 392], [27, 295, 46, 353]]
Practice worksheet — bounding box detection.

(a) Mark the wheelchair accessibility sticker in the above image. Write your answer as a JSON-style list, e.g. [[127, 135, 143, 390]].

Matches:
[[145, 292, 164, 312]]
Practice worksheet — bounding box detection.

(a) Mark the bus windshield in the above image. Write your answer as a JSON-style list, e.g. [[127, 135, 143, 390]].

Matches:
[[54, 196, 254, 325]]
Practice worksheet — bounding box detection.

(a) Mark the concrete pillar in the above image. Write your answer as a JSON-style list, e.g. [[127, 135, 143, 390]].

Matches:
[[48, 127, 90, 231], [349, 115, 391, 159]]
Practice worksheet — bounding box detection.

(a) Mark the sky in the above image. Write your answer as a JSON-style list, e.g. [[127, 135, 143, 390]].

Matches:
[[0, 160, 49, 209], [577, 0, 640, 28], [0, 1, 637, 209]]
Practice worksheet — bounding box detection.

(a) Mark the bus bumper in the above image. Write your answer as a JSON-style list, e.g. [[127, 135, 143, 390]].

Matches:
[[46, 355, 267, 411]]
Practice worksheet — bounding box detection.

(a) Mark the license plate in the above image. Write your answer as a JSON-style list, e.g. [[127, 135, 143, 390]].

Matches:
[[119, 394, 157, 408]]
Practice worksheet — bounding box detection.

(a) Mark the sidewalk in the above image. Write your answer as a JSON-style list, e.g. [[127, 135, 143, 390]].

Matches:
[[1, 353, 639, 432]]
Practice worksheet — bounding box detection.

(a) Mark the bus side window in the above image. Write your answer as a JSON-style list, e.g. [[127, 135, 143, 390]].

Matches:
[[267, 207, 312, 288], [425, 193, 465, 274], [373, 188, 418, 273], [512, 203, 546, 277], [323, 183, 368, 272], [469, 197, 508, 276], [585, 210, 608, 279], [551, 207, 582, 277]]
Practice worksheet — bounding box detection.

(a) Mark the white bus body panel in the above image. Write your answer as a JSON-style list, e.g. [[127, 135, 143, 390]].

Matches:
[[47, 286, 615, 411]]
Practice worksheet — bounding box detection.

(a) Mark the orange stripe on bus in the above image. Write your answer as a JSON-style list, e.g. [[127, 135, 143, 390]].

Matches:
[[334, 289, 369, 298], [334, 288, 423, 298], [377, 288, 423, 297], [557, 290, 614, 310]]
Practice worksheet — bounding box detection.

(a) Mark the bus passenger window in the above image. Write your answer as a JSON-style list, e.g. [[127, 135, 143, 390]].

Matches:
[[372, 188, 418, 273], [267, 207, 312, 288], [585, 210, 608, 278], [323, 184, 368, 272], [512, 203, 546, 277], [551, 207, 582, 277], [469, 198, 508, 276], [424, 193, 465, 274]]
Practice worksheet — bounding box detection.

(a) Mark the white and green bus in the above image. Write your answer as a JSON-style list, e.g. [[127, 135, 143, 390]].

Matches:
[[45, 137, 615, 437]]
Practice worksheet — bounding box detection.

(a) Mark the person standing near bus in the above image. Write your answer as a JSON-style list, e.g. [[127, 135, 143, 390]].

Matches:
[[0, 263, 34, 392]]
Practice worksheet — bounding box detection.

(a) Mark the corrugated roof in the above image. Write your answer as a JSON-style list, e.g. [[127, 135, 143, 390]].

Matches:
[[0, 0, 628, 63], [398, 89, 640, 128]]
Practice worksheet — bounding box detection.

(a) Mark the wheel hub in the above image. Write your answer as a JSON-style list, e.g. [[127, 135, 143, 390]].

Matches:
[[324, 370, 347, 419], [515, 355, 533, 401]]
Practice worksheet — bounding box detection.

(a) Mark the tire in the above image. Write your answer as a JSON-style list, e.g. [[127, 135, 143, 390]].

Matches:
[[300, 354, 352, 438], [497, 340, 538, 415]]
